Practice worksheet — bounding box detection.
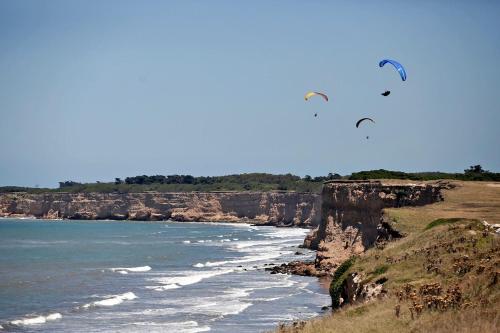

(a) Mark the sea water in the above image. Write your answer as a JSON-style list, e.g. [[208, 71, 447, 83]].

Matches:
[[0, 219, 329, 332]]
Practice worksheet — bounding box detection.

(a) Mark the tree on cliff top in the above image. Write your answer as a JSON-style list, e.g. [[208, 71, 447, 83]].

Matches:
[[58, 181, 82, 188]]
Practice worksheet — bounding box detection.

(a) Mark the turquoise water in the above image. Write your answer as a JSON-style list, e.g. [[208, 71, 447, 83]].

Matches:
[[0, 219, 329, 332]]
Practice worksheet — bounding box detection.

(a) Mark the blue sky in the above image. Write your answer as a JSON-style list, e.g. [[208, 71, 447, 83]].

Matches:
[[1, 1, 499, 187]]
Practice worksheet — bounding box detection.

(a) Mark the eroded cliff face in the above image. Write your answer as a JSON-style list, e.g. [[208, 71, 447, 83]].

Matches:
[[304, 181, 443, 271], [0, 191, 321, 227]]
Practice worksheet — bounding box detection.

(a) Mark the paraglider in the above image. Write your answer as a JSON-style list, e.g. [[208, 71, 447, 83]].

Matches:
[[304, 92, 328, 102], [379, 59, 407, 81], [381, 91, 391, 96], [305, 92, 328, 118], [356, 117, 375, 128]]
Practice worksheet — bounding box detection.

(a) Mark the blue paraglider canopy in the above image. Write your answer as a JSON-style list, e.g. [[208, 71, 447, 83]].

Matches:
[[379, 59, 407, 81]]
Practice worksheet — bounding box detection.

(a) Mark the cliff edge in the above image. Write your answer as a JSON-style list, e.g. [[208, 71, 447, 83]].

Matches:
[[277, 181, 500, 333], [304, 180, 443, 271], [0, 191, 320, 227]]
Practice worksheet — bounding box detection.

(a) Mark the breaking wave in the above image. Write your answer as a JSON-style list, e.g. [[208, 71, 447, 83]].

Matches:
[[10, 313, 62, 326], [82, 292, 137, 308], [147, 269, 233, 291], [111, 266, 151, 273]]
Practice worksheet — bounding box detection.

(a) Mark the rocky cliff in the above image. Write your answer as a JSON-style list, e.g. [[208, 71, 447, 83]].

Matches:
[[0, 191, 321, 227], [304, 180, 443, 272]]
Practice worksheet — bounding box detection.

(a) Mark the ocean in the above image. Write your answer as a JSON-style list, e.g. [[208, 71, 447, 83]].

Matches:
[[0, 219, 329, 332]]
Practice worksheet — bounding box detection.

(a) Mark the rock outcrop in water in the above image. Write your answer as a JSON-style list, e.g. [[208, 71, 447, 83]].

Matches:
[[0, 191, 320, 227], [304, 180, 443, 272]]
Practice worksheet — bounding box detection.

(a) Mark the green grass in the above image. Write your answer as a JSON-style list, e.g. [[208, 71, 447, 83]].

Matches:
[[425, 218, 465, 230], [371, 265, 389, 276], [346, 305, 369, 317]]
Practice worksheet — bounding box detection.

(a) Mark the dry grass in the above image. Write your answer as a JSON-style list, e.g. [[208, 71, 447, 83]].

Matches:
[[280, 303, 499, 333], [386, 181, 500, 234], [276, 181, 500, 333]]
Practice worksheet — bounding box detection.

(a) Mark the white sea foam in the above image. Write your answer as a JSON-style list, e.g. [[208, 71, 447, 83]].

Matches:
[[131, 320, 210, 333], [224, 288, 250, 298], [82, 292, 137, 308], [201, 251, 282, 267], [183, 240, 191, 243], [46, 313, 62, 321], [146, 284, 181, 291], [251, 296, 284, 302], [10, 313, 62, 326], [111, 266, 151, 273], [139, 308, 179, 316], [231, 238, 294, 250], [155, 287, 254, 317], [219, 222, 253, 228], [149, 269, 233, 291], [243, 276, 297, 290], [193, 263, 205, 268], [260, 227, 309, 238], [193, 299, 252, 316], [204, 260, 227, 267]]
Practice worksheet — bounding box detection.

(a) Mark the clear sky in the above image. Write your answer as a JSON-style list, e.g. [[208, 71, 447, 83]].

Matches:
[[1, 1, 499, 187]]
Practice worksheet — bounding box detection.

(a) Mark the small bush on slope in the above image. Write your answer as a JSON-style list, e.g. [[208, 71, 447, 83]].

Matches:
[[329, 258, 356, 309], [425, 218, 468, 230]]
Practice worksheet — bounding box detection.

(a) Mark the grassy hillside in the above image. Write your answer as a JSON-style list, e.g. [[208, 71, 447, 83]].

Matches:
[[277, 182, 500, 333]]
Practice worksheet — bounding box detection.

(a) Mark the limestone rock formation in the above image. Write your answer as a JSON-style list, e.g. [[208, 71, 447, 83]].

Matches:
[[342, 272, 386, 306], [305, 181, 443, 271], [0, 191, 321, 227]]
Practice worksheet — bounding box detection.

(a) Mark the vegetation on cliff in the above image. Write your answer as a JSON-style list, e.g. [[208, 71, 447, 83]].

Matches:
[[350, 165, 500, 182], [277, 182, 500, 333], [329, 258, 356, 309], [1, 173, 342, 193], [0, 166, 497, 194]]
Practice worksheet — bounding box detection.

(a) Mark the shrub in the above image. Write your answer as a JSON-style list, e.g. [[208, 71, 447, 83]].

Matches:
[[425, 218, 465, 230], [371, 264, 389, 276], [329, 257, 355, 309]]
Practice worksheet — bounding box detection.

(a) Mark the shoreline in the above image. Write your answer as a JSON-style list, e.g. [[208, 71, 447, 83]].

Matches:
[[0, 218, 329, 331], [0, 215, 315, 230]]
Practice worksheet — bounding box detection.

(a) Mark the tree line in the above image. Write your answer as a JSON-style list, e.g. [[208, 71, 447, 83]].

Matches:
[[1, 166, 498, 194], [349, 165, 500, 181], [112, 173, 342, 186]]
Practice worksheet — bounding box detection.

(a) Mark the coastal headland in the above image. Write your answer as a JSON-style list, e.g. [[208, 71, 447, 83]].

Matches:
[[276, 180, 500, 333]]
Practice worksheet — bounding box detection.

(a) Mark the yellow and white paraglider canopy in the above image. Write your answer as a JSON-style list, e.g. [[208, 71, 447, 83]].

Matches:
[[304, 91, 328, 102]]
